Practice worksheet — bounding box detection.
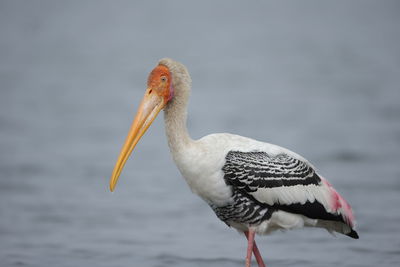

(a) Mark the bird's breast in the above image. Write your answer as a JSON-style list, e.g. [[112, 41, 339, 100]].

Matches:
[[171, 140, 233, 206]]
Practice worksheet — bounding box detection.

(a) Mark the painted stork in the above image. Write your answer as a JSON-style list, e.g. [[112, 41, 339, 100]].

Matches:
[[109, 58, 359, 266]]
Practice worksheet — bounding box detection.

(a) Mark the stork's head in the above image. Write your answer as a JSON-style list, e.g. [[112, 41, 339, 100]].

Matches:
[[109, 58, 190, 192]]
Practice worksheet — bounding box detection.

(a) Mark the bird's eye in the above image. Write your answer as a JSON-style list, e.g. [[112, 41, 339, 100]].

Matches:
[[161, 76, 167, 82]]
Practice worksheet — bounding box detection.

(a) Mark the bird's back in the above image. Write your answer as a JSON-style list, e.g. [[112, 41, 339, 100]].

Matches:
[[178, 133, 358, 238]]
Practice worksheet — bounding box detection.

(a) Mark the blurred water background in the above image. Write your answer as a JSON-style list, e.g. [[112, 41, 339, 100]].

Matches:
[[1, 1, 400, 266]]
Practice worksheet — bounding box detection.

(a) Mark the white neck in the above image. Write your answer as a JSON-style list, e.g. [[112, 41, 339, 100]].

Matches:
[[163, 82, 194, 157]]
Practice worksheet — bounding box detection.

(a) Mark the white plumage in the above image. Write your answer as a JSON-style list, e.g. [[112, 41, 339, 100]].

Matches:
[[170, 132, 355, 236], [110, 58, 358, 267]]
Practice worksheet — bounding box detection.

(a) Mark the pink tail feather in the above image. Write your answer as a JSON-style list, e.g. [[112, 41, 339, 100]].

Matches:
[[320, 177, 356, 228]]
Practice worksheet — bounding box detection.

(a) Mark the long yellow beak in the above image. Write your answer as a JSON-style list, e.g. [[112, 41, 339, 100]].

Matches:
[[109, 89, 165, 192]]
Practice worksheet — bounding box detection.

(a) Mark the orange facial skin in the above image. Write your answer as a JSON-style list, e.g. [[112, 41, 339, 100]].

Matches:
[[147, 64, 174, 103]]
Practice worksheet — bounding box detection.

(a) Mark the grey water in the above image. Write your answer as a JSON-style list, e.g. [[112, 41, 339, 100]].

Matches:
[[1, 1, 399, 266]]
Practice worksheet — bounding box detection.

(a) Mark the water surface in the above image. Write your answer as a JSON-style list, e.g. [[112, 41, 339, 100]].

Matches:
[[1, 1, 400, 266]]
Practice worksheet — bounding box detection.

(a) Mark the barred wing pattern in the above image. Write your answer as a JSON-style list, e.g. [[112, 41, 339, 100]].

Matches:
[[222, 151, 321, 191], [217, 150, 358, 237], [210, 190, 275, 226]]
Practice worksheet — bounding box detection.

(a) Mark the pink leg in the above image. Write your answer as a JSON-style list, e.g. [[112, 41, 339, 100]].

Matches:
[[245, 231, 266, 267], [245, 230, 255, 267]]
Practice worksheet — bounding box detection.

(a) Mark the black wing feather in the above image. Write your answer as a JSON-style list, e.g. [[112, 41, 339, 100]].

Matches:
[[218, 151, 358, 238], [222, 151, 321, 191]]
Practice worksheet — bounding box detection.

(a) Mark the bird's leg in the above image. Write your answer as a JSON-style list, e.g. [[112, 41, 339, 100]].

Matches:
[[244, 230, 266, 267], [245, 230, 255, 267]]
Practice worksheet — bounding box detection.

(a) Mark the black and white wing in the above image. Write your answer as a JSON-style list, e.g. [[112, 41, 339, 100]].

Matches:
[[223, 151, 321, 191], [222, 150, 357, 236]]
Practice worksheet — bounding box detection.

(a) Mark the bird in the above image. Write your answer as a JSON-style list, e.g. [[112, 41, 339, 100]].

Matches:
[[109, 58, 359, 267]]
